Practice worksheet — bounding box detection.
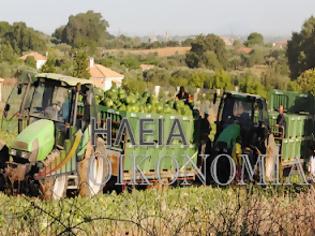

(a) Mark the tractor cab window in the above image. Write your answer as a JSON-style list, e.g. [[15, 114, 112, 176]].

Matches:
[[254, 99, 269, 126], [221, 97, 252, 127], [1, 82, 27, 133], [75, 87, 92, 130], [29, 81, 73, 123]]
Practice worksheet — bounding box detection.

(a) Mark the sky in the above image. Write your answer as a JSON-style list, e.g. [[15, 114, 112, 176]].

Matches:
[[0, 0, 314, 37]]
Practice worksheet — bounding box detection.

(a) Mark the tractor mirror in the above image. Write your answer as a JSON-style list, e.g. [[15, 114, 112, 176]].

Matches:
[[17, 84, 22, 95], [3, 104, 10, 118], [213, 92, 217, 104], [4, 104, 10, 112]]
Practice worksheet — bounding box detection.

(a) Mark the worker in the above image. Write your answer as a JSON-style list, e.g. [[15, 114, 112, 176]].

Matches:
[[276, 105, 286, 138], [197, 111, 212, 171], [176, 86, 190, 105]]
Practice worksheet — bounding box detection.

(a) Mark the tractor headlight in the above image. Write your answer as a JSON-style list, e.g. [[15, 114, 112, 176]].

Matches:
[[10, 149, 17, 156], [20, 151, 29, 159], [10, 149, 30, 159]]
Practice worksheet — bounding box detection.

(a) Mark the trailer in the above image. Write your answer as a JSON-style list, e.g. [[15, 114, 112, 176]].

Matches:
[[97, 106, 198, 185]]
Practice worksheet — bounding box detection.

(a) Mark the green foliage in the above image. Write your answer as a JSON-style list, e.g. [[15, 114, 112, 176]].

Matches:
[[287, 16, 315, 80], [242, 48, 268, 67], [24, 56, 36, 68], [211, 70, 233, 90], [72, 50, 90, 79], [0, 42, 18, 63], [53, 11, 110, 49], [185, 34, 227, 70], [122, 71, 147, 93], [287, 80, 301, 92], [144, 68, 171, 87], [239, 73, 267, 97], [297, 69, 315, 95], [245, 32, 264, 47], [40, 57, 57, 73], [1, 22, 47, 54]]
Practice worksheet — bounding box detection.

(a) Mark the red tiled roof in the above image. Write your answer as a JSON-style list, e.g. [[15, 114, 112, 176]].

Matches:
[[20, 52, 47, 61], [89, 64, 123, 80], [237, 47, 253, 54]]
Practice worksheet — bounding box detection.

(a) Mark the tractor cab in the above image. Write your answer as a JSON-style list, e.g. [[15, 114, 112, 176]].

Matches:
[[0, 73, 104, 199], [28, 74, 95, 130], [215, 92, 269, 151]]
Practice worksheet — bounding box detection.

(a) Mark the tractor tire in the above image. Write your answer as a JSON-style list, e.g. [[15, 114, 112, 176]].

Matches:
[[41, 175, 68, 200], [78, 138, 110, 197]]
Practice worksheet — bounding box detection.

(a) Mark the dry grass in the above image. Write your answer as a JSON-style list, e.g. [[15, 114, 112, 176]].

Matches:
[[106, 47, 191, 57]]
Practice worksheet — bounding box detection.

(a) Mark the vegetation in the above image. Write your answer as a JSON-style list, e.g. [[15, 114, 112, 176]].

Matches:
[[185, 34, 227, 70], [53, 10, 110, 50], [297, 69, 315, 95], [0, 187, 313, 235], [72, 50, 90, 78], [287, 16, 315, 80], [245, 32, 264, 47], [0, 11, 313, 99]]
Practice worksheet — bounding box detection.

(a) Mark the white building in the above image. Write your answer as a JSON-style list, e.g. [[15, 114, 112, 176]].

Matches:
[[20, 52, 47, 70], [89, 58, 124, 91]]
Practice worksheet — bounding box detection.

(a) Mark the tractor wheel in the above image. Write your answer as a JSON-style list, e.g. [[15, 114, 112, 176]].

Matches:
[[41, 175, 68, 200], [78, 138, 110, 197]]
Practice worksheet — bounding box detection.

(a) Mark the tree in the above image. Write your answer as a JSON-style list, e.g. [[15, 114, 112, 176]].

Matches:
[[243, 48, 267, 67], [53, 11, 110, 48], [287, 16, 315, 80], [3, 22, 47, 53], [245, 32, 264, 47], [72, 50, 90, 79], [41, 57, 57, 73], [211, 70, 233, 90], [297, 69, 315, 95], [24, 56, 36, 68], [203, 51, 222, 70], [0, 42, 17, 63], [239, 73, 267, 97], [185, 34, 227, 70]]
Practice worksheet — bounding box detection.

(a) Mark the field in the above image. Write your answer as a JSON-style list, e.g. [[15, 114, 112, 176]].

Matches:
[[106, 47, 191, 57], [0, 186, 314, 235]]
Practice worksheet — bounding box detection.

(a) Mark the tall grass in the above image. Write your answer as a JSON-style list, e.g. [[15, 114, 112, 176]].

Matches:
[[0, 186, 314, 235]]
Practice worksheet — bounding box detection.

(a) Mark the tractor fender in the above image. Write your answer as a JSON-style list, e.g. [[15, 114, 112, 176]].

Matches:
[[265, 133, 278, 182], [78, 138, 111, 197]]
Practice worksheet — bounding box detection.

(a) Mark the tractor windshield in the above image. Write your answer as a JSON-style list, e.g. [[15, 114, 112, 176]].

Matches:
[[29, 80, 73, 123], [221, 97, 253, 126]]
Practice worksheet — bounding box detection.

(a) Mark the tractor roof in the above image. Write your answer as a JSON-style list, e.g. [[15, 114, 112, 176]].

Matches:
[[36, 73, 93, 87], [225, 91, 265, 100]]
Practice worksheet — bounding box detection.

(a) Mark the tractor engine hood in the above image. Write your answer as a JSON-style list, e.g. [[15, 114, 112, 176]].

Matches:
[[11, 119, 55, 162]]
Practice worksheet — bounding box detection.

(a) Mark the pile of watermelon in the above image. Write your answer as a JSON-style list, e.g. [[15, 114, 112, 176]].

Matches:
[[101, 87, 192, 116]]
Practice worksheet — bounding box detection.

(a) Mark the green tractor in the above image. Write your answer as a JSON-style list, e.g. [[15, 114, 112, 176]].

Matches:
[[209, 91, 278, 183], [0, 73, 108, 199]]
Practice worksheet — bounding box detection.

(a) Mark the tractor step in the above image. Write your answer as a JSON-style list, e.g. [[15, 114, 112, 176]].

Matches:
[[67, 174, 79, 190]]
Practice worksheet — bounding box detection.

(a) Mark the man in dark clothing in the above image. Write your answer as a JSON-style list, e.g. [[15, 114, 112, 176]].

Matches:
[[276, 105, 286, 138], [176, 86, 190, 105], [197, 113, 212, 175]]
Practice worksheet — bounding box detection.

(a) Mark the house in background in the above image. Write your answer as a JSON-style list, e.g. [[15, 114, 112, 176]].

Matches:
[[20, 52, 47, 70], [89, 58, 124, 91], [236, 47, 253, 55]]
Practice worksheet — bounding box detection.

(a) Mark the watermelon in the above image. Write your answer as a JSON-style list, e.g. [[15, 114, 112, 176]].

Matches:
[[101, 87, 193, 117]]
